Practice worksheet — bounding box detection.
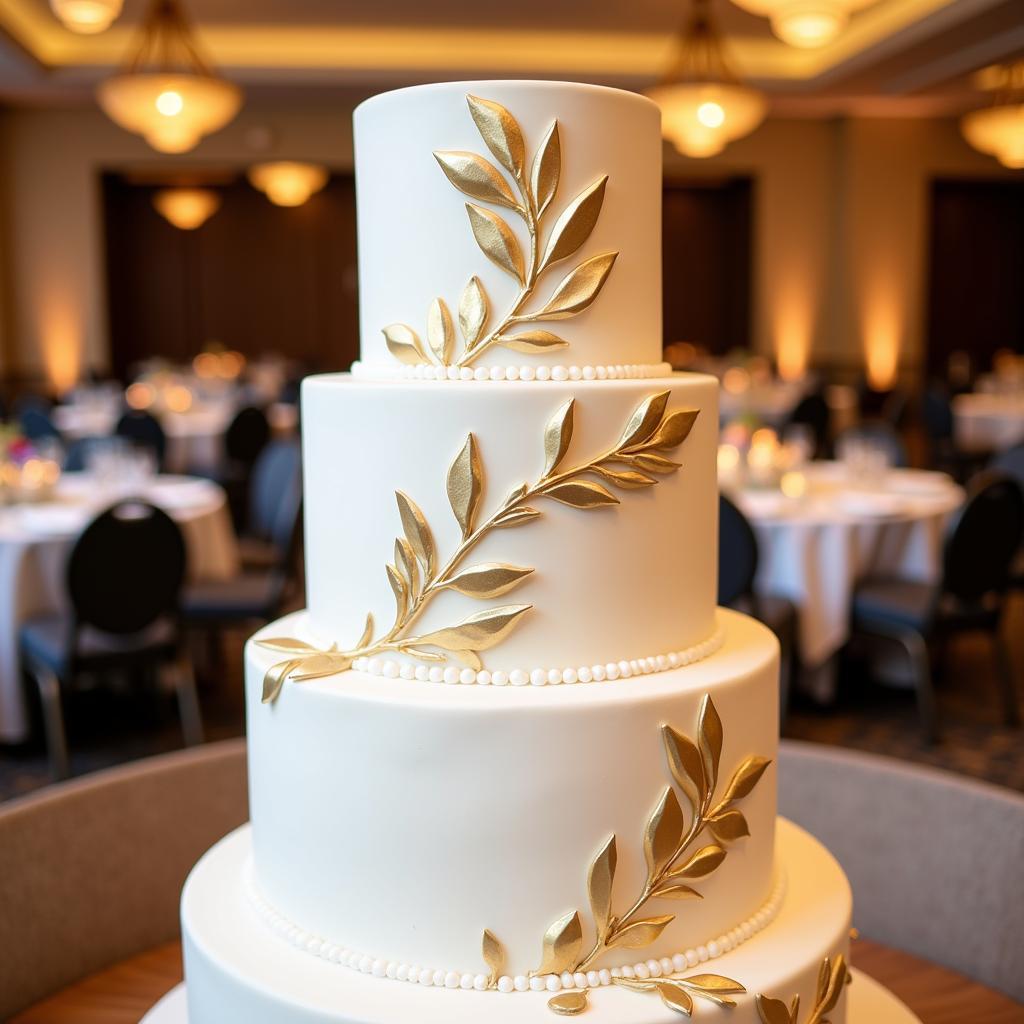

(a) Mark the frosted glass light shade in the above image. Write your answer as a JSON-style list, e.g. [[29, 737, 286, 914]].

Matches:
[[961, 103, 1024, 169], [50, 0, 123, 33], [730, 0, 877, 47], [153, 188, 221, 230], [248, 162, 329, 207], [647, 82, 766, 157]]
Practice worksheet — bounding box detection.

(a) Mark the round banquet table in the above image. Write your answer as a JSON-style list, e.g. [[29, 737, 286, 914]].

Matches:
[[161, 406, 234, 475], [718, 379, 808, 427], [952, 392, 1024, 453], [0, 474, 239, 744], [7, 938, 1022, 1024], [730, 463, 964, 701]]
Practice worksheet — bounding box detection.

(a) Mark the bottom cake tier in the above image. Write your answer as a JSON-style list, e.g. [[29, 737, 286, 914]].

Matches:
[[181, 817, 852, 1023]]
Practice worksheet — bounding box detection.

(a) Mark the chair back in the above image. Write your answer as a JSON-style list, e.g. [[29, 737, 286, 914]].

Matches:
[[115, 409, 166, 467], [718, 493, 759, 606], [19, 407, 60, 442], [249, 439, 302, 555], [785, 392, 829, 458], [990, 442, 1024, 489], [835, 422, 909, 468], [941, 471, 1024, 603], [778, 741, 1024, 999], [67, 502, 186, 635], [224, 405, 270, 466], [922, 384, 954, 441]]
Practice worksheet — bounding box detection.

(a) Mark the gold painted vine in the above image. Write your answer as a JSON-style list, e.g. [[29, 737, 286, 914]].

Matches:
[[756, 954, 850, 1024], [257, 391, 698, 702], [382, 94, 618, 369]]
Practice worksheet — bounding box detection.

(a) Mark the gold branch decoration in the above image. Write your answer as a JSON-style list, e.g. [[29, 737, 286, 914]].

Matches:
[[257, 392, 699, 703], [382, 94, 619, 369], [483, 695, 771, 1016], [755, 955, 850, 1024]]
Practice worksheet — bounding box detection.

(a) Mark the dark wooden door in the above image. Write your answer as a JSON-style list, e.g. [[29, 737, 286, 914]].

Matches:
[[926, 179, 1024, 377], [102, 173, 359, 380], [662, 178, 752, 354]]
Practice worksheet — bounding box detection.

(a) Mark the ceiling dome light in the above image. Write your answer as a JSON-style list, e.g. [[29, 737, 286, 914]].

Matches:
[[97, 0, 242, 154], [153, 188, 221, 230], [248, 162, 329, 207], [961, 61, 1024, 170], [50, 0, 123, 33], [729, 0, 877, 48], [646, 0, 766, 158]]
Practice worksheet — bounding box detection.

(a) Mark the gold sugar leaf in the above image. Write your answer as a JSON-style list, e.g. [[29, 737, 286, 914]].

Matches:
[[649, 409, 700, 451], [540, 176, 608, 271], [467, 94, 526, 180], [612, 977, 657, 993], [530, 120, 560, 216], [816, 958, 830, 1004], [395, 490, 436, 578], [792, 995, 803, 1018], [443, 563, 534, 599], [447, 434, 483, 541], [261, 658, 301, 704], [291, 654, 352, 681], [544, 480, 619, 509], [494, 506, 542, 528], [593, 466, 656, 489], [667, 844, 726, 880], [256, 637, 319, 654], [721, 756, 772, 805], [587, 834, 617, 943], [661, 724, 705, 814], [451, 649, 483, 670], [632, 453, 682, 474], [466, 203, 525, 284], [679, 975, 746, 995], [427, 297, 455, 365], [386, 563, 408, 620], [482, 928, 506, 987], [505, 482, 528, 505], [708, 809, 750, 843], [548, 990, 589, 1016], [818, 956, 848, 1015], [543, 398, 575, 476], [356, 612, 374, 650], [495, 330, 569, 353], [618, 391, 671, 450], [458, 276, 488, 347], [382, 323, 430, 365], [643, 787, 684, 882], [531, 251, 617, 320], [756, 994, 798, 1024], [536, 909, 583, 977], [655, 981, 694, 1016], [699, 695, 724, 798], [397, 644, 446, 662], [394, 539, 420, 600], [414, 603, 532, 653], [433, 150, 519, 210], [608, 914, 674, 950], [651, 882, 702, 900]]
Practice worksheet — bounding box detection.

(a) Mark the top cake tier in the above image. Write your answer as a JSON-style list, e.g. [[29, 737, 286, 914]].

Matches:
[[352, 80, 664, 377]]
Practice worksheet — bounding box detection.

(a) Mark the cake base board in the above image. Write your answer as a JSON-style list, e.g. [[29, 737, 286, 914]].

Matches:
[[141, 971, 921, 1024]]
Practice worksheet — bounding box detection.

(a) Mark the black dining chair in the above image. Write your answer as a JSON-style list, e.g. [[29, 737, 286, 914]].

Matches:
[[784, 391, 830, 460], [851, 471, 1024, 743], [19, 502, 202, 780], [718, 493, 798, 719], [835, 422, 909, 468], [116, 409, 167, 469], [182, 439, 302, 627], [218, 405, 271, 529]]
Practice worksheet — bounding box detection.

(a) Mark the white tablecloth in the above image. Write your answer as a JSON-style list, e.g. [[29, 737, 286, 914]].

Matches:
[[952, 393, 1024, 453], [733, 464, 963, 678], [0, 474, 239, 743], [719, 380, 807, 427]]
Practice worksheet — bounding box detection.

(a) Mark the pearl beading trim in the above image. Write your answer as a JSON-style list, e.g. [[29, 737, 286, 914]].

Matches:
[[351, 360, 674, 383], [245, 864, 785, 994], [350, 622, 726, 688]]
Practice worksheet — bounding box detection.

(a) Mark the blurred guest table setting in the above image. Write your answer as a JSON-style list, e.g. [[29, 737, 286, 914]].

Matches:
[[952, 392, 1024, 454], [0, 442, 239, 743]]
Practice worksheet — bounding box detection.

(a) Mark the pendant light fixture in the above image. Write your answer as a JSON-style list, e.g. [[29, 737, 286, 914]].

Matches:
[[961, 61, 1024, 170], [248, 162, 329, 207], [50, 0, 123, 34], [152, 188, 221, 230], [728, 0, 877, 49], [97, 0, 242, 154], [646, 0, 766, 158]]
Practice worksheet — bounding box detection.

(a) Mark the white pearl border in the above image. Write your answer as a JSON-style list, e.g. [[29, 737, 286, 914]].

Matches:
[[351, 622, 726, 688], [351, 360, 674, 383], [245, 864, 786, 994]]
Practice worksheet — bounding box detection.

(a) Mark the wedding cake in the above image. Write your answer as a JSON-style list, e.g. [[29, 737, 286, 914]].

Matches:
[[178, 80, 854, 1024]]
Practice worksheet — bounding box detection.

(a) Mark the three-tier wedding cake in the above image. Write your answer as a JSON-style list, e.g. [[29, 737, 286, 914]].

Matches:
[[177, 80, 856, 1024]]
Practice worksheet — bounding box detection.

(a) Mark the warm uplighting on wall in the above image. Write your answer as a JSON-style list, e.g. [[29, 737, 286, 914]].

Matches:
[[153, 188, 221, 230], [50, 0, 123, 33], [773, 287, 812, 381], [40, 299, 83, 396], [247, 162, 329, 207], [729, 0, 876, 48], [863, 286, 900, 390]]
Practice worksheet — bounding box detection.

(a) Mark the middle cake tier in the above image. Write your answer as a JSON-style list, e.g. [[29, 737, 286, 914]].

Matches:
[[246, 607, 779, 981], [302, 372, 719, 672]]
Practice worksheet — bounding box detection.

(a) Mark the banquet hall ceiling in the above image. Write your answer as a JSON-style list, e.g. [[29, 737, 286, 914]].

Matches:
[[0, 0, 1020, 114]]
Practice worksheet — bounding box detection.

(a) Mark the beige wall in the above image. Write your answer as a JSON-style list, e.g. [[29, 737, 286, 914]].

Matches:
[[0, 98, 1015, 391]]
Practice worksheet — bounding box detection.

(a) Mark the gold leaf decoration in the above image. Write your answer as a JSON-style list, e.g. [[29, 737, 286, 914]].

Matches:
[[446, 434, 483, 540], [451, 648, 483, 671], [544, 480, 619, 509], [720, 755, 772, 806], [668, 844, 726, 880], [757, 954, 846, 1024], [356, 612, 375, 650], [496, 330, 569, 353], [427, 297, 455, 365], [458, 276, 488, 348], [548, 990, 589, 1016], [656, 981, 695, 1016], [757, 994, 800, 1024], [536, 910, 584, 976], [482, 928, 506, 988], [432, 150, 520, 209], [633, 453, 683, 474], [543, 398, 575, 476], [290, 653, 352, 681], [661, 723, 705, 813], [531, 121, 560, 216], [413, 604, 532, 654], [261, 657, 301, 704], [386, 563, 407, 620], [466, 203, 525, 284], [394, 540, 419, 601], [530, 251, 617, 320], [540, 176, 608, 270], [644, 787, 684, 881], [256, 637, 320, 655], [443, 563, 534, 599], [650, 409, 700, 450], [494, 506, 542, 529], [382, 323, 429, 366], [707, 809, 750, 843], [593, 466, 657, 489], [395, 490, 436, 578], [651, 882, 703, 900], [618, 391, 671, 450], [467, 94, 526, 180], [587, 834, 617, 944], [608, 915, 674, 950], [699, 695, 724, 800]]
